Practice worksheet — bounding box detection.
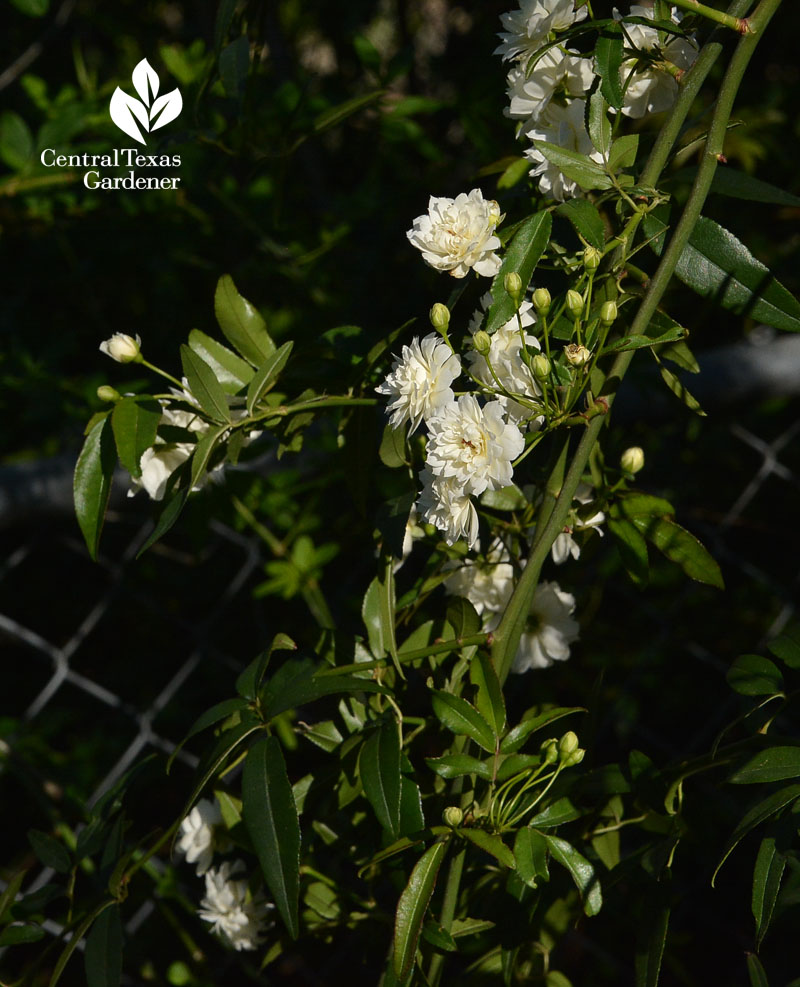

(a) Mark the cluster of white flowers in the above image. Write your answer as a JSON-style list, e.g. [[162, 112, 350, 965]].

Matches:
[[551, 481, 605, 564], [445, 539, 579, 673], [406, 189, 503, 278], [495, 0, 698, 199], [176, 796, 272, 952]]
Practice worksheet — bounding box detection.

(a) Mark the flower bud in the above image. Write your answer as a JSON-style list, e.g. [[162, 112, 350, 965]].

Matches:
[[561, 748, 585, 768], [443, 806, 463, 829], [620, 446, 645, 474], [583, 246, 602, 271], [532, 287, 551, 315], [429, 303, 450, 332], [531, 353, 551, 381], [564, 343, 591, 367], [473, 330, 492, 356], [600, 300, 618, 325], [99, 333, 142, 364], [504, 272, 524, 308], [97, 385, 121, 403], [566, 290, 584, 320], [558, 731, 579, 757], [540, 738, 559, 765]]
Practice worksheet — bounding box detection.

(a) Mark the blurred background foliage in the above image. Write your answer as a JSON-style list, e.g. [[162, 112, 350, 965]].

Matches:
[[3, 0, 800, 985]]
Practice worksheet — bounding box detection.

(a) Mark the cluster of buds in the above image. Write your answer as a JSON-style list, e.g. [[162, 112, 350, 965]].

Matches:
[[541, 731, 585, 769]]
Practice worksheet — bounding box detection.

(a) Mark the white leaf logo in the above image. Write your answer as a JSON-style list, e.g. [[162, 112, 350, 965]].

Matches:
[[109, 58, 182, 145]]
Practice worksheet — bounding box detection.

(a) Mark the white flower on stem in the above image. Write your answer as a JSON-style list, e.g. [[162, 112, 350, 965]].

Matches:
[[445, 538, 515, 614], [467, 293, 543, 425], [375, 333, 462, 433], [198, 860, 273, 952], [99, 333, 141, 363], [425, 395, 525, 498], [407, 189, 503, 279], [511, 580, 579, 672], [525, 99, 604, 202], [505, 49, 595, 125], [614, 5, 698, 118], [176, 797, 226, 876], [495, 0, 588, 62], [417, 469, 480, 549], [551, 481, 606, 564]]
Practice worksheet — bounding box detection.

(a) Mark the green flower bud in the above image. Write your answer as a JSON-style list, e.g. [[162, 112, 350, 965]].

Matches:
[[583, 246, 602, 271], [473, 330, 492, 356], [561, 748, 585, 768], [504, 271, 524, 303], [443, 806, 463, 828], [566, 290, 584, 320], [99, 333, 141, 364], [558, 731, 579, 757], [532, 287, 551, 315], [540, 738, 559, 765], [97, 385, 121, 403], [531, 353, 551, 381], [620, 446, 645, 474], [564, 343, 591, 367], [429, 303, 450, 331], [600, 300, 618, 325]]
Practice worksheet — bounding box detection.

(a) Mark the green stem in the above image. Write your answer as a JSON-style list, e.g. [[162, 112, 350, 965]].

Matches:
[[668, 0, 749, 31], [315, 633, 489, 677]]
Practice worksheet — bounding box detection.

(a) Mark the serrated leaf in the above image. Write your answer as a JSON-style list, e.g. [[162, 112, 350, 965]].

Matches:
[[85, 904, 123, 987], [242, 737, 301, 938], [727, 655, 784, 697], [425, 754, 492, 781], [533, 141, 613, 192], [643, 214, 800, 333], [608, 134, 639, 173], [188, 329, 255, 393], [595, 26, 624, 108], [556, 198, 605, 250], [461, 829, 515, 869], [500, 707, 585, 755], [431, 692, 496, 753], [360, 720, 402, 838], [393, 841, 447, 980], [713, 784, 800, 884], [545, 835, 602, 916], [246, 341, 294, 415], [486, 211, 552, 333], [514, 828, 549, 888], [470, 653, 506, 737], [588, 90, 611, 157], [180, 346, 231, 424], [632, 516, 723, 588], [111, 397, 161, 479], [214, 274, 275, 365], [74, 414, 115, 560], [730, 747, 800, 785]]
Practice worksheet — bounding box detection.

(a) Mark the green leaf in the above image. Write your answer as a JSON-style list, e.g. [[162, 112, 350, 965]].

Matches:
[[422, 920, 457, 952], [470, 653, 506, 738], [85, 904, 123, 987], [261, 658, 389, 722], [111, 397, 161, 478], [74, 414, 116, 560], [497, 156, 530, 191], [242, 736, 301, 938], [632, 516, 723, 588], [601, 327, 686, 355], [360, 720, 402, 838], [612, 493, 675, 520], [10, 0, 49, 15], [135, 487, 189, 558], [730, 747, 800, 785], [0, 870, 26, 923], [608, 517, 650, 586], [445, 596, 481, 639], [588, 91, 611, 157], [182, 713, 263, 815], [727, 655, 784, 697], [532, 141, 613, 192], [379, 423, 408, 468], [634, 877, 670, 987], [461, 829, 515, 869], [219, 35, 249, 99], [246, 340, 294, 415], [544, 835, 602, 916], [608, 134, 640, 173], [214, 275, 275, 365], [643, 214, 800, 333], [451, 916, 496, 938], [28, 830, 71, 873], [709, 168, 800, 207], [168, 697, 249, 773], [529, 797, 582, 829], [480, 484, 528, 512], [746, 953, 770, 987], [50, 902, 113, 986], [513, 828, 549, 888], [555, 199, 605, 250], [713, 784, 800, 884], [768, 626, 800, 668], [313, 89, 386, 134], [431, 692, 496, 753], [595, 26, 624, 108], [752, 828, 787, 948], [237, 635, 295, 700], [486, 211, 552, 333], [656, 361, 706, 416], [189, 424, 229, 490], [0, 924, 45, 945], [180, 345, 231, 424], [425, 754, 492, 781], [393, 841, 447, 980], [495, 753, 541, 783], [500, 707, 585, 755], [399, 776, 425, 836], [188, 329, 255, 394], [0, 111, 34, 169]]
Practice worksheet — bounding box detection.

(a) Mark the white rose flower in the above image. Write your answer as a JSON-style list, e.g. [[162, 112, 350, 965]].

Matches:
[[445, 538, 515, 614], [613, 5, 699, 118], [417, 469, 480, 549], [99, 333, 141, 364], [512, 580, 579, 672], [176, 797, 225, 876], [524, 99, 605, 202], [551, 481, 606, 564], [375, 333, 462, 433], [467, 293, 543, 425], [506, 49, 595, 125], [407, 189, 503, 279], [198, 860, 273, 951], [495, 0, 588, 62], [425, 395, 525, 498]]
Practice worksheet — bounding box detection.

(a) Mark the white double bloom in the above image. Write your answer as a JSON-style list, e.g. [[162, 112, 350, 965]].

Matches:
[[525, 99, 604, 201], [417, 468, 481, 549], [176, 797, 226, 876], [495, 0, 588, 62], [375, 333, 461, 433], [407, 189, 503, 279], [506, 48, 595, 126], [198, 859, 273, 952]]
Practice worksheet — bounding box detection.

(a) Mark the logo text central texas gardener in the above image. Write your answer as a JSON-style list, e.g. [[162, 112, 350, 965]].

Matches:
[[39, 58, 183, 191]]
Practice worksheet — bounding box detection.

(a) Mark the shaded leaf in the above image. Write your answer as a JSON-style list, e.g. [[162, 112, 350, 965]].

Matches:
[[189, 423, 228, 490], [481, 484, 528, 511], [601, 327, 686, 355], [431, 692, 496, 753], [595, 26, 624, 108], [514, 828, 549, 888], [246, 341, 294, 415], [313, 89, 386, 134], [219, 35, 249, 99], [85, 904, 123, 987], [111, 397, 162, 478], [529, 797, 582, 829], [28, 830, 71, 874], [727, 655, 784, 697], [486, 211, 552, 333], [746, 953, 770, 987], [500, 707, 585, 755], [74, 414, 116, 560], [425, 754, 492, 781], [634, 875, 670, 987], [730, 747, 800, 785], [446, 597, 481, 639], [713, 784, 800, 884], [393, 841, 447, 979], [752, 826, 787, 948], [0, 924, 45, 945], [709, 167, 800, 207], [544, 835, 602, 916], [461, 829, 515, 869], [768, 626, 800, 668], [608, 517, 650, 586], [657, 362, 706, 416], [379, 423, 409, 468], [135, 487, 189, 558], [360, 720, 402, 838], [470, 653, 506, 738], [556, 198, 605, 250]]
